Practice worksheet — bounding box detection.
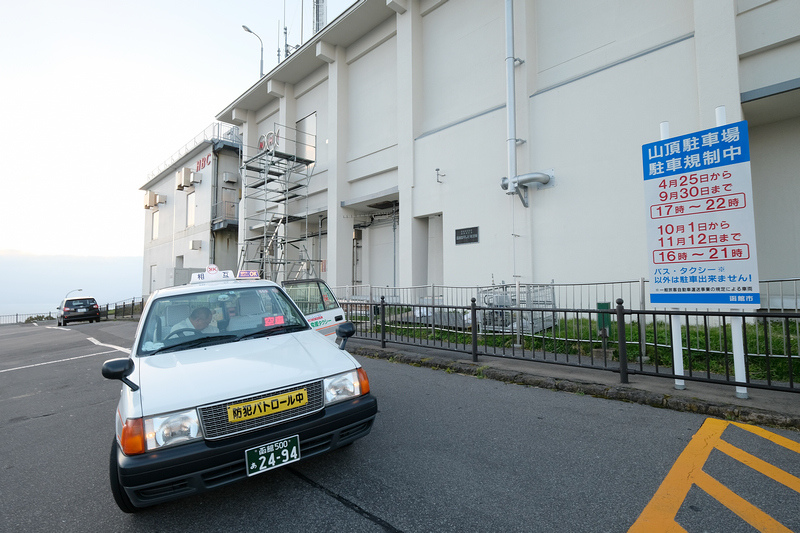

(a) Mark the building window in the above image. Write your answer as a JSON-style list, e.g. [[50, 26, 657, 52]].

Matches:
[[296, 113, 316, 162], [152, 210, 159, 240], [187, 192, 196, 227]]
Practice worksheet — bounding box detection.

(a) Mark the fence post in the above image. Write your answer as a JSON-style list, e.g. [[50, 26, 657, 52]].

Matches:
[[471, 298, 478, 363], [430, 283, 436, 336], [380, 296, 386, 349], [638, 277, 647, 358], [616, 298, 629, 384], [730, 314, 749, 399]]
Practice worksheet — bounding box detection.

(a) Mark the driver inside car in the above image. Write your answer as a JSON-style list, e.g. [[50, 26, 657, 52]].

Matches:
[[170, 307, 214, 334]]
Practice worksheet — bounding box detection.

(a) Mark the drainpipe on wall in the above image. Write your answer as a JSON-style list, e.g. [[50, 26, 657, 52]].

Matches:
[[501, 0, 553, 208], [210, 151, 218, 265]]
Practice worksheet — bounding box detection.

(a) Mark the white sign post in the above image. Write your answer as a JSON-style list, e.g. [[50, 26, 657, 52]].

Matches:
[[642, 112, 759, 397]]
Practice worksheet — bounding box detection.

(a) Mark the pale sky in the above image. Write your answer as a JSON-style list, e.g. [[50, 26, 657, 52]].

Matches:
[[0, 0, 352, 314], [0, 0, 352, 258]]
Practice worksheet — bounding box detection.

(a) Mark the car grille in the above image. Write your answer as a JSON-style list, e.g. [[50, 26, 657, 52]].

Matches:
[[198, 381, 324, 440]]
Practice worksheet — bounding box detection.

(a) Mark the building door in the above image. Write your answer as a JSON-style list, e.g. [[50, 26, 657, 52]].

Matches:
[[222, 188, 237, 220], [150, 265, 157, 294]]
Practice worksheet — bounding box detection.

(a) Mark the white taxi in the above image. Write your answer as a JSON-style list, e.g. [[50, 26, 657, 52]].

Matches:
[[102, 266, 377, 512]]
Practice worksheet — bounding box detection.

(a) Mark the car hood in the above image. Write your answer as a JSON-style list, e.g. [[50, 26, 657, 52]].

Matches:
[[135, 329, 357, 416]]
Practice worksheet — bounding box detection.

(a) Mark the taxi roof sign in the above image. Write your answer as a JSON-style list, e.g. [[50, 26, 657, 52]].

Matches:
[[237, 270, 260, 279], [190, 265, 236, 284]]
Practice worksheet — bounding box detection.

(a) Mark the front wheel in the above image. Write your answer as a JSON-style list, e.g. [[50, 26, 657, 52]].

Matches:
[[109, 440, 141, 513]]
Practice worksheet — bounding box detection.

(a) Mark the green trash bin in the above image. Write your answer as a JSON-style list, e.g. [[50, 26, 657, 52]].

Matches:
[[597, 302, 611, 334]]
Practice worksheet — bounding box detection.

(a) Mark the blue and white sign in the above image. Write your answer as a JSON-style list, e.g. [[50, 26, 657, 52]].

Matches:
[[642, 121, 760, 308]]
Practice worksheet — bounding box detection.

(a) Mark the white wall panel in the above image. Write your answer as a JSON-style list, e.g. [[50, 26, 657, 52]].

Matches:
[[749, 117, 800, 279], [421, 0, 505, 133], [528, 39, 700, 284], [347, 36, 397, 162]]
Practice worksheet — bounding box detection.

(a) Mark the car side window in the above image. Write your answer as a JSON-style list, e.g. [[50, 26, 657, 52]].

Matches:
[[318, 283, 340, 311], [285, 283, 322, 314]]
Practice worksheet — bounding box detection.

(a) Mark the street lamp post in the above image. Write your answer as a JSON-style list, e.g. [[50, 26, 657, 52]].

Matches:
[[242, 25, 264, 78], [65, 288, 83, 299]]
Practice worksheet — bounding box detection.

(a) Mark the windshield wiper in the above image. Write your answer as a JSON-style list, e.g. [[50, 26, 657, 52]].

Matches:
[[150, 334, 239, 355], [236, 324, 307, 341]]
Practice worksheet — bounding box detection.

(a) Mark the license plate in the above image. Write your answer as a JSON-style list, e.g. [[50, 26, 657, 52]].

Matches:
[[227, 388, 308, 423], [245, 435, 301, 477], [77, 308, 86, 313]]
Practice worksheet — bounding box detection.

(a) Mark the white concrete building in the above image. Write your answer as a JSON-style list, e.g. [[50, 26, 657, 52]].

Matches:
[[144, 0, 799, 303], [141, 124, 243, 294]]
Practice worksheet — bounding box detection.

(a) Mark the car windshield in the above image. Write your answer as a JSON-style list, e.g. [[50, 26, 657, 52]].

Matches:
[[137, 285, 309, 355]]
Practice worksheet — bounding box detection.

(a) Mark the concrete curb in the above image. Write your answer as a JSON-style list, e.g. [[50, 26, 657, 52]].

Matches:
[[350, 345, 800, 431]]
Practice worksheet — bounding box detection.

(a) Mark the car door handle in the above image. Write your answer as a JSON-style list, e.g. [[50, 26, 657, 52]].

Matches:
[[335, 315, 343, 321]]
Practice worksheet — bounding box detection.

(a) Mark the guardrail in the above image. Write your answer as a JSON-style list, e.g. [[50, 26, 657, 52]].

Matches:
[[146, 122, 241, 180], [344, 297, 800, 394]]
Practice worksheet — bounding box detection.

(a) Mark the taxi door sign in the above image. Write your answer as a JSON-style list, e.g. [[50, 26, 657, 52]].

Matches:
[[642, 120, 760, 308]]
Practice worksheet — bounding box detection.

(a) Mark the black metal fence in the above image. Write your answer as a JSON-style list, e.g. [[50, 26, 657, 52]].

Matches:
[[342, 297, 800, 394], [0, 311, 56, 325], [108, 298, 146, 320], [0, 297, 147, 326]]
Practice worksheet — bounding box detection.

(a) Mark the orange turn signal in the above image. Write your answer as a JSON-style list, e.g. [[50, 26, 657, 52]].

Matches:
[[120, 418, 145, 455], [357, 367, 370, 395]]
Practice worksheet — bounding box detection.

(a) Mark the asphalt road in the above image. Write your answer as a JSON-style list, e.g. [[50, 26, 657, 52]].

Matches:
[[1, 320, 798, 532]]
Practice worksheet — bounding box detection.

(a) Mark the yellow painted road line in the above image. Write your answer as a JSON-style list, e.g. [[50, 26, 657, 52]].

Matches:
[[629, 418, 724, 532], [716, 439, 800, 494], [693, 469, 791, 532], [629, 418, 799, 532], [728, 421, 800, 454]]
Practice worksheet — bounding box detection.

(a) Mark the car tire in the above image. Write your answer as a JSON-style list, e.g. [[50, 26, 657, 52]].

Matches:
[[109, 440, 141, 513], [57, 318, 61, 326]]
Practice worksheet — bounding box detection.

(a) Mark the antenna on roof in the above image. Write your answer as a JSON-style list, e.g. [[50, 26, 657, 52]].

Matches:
[[313, 0, 326, 34]]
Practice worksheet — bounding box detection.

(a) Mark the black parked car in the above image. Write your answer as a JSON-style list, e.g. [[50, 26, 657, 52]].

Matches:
[[57, 297, 100, 326]]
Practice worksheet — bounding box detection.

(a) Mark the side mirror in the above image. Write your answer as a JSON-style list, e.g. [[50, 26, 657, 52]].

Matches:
[[102, 358, 139, 391], [336, 322, 355, 351]]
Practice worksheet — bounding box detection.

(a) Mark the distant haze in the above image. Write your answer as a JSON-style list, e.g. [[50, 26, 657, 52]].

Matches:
[[0, 252, 143, 316]]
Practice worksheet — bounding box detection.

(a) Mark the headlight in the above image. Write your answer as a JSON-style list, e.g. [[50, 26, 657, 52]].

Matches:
[[323, 370, 361, 405], [143, 409, 203, 451]]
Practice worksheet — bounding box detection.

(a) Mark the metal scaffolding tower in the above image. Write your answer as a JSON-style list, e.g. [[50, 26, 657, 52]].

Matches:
[[238, 125, 317, 281]]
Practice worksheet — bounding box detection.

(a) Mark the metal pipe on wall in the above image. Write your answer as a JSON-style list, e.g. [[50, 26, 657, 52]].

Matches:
[[503, 0, 552, 206], [505, 0, 518, 195]]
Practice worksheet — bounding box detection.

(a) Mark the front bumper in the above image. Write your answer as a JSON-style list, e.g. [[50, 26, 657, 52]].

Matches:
[[116, 394, 377, 508]]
